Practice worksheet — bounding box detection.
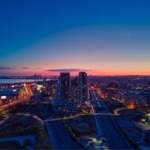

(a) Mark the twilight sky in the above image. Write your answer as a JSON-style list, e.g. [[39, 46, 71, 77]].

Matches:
[[0, 0, 150, 76]]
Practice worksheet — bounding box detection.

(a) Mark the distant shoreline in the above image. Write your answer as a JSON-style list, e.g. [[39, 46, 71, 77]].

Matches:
[[0, 75, 150, 79], [0, 79, 43, 84]]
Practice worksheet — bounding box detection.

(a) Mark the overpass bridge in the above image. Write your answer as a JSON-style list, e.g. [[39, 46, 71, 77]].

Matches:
[[42, 112, 119, 123]]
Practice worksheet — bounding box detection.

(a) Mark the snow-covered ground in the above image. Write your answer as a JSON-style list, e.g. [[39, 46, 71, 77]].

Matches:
[[133, 121, 150, 131], [0, 134, 36, 150], [0, 116, 10, 125]]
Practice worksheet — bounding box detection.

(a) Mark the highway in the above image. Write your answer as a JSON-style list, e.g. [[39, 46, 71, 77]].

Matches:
[[44, 105, 81, 149], [90, 90, 133, 149], [35, 91, 81, 149], [0, 84, 33, 112]]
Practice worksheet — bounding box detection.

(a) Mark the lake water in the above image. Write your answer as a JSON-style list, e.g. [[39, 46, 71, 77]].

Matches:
[[0, 79, 42, 84]]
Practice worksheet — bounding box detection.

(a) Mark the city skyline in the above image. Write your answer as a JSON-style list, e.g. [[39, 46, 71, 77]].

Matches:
[[0, 0, 150, 76]]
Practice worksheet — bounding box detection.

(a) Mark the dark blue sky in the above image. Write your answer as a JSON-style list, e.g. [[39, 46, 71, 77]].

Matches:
[[0, 0, 150, 75]]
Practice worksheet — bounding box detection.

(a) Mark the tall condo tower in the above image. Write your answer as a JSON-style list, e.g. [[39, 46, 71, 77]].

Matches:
[[79, 72, 88, 106], [60, 72, 70, 101]]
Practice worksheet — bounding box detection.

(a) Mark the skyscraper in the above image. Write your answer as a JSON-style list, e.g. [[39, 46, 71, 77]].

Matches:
[[60, 73, 70, 101], [70, 78, 79, 106], [79, 72, 88, 106]]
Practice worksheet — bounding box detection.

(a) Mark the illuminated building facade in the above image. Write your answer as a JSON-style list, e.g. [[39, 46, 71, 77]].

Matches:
[[60, 73, 70, 101], [79, 72, 88, 106], [70, 78, 79, 105]]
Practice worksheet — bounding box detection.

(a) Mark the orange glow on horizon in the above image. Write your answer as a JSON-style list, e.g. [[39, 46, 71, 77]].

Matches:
[[0, 68, 150, 76]]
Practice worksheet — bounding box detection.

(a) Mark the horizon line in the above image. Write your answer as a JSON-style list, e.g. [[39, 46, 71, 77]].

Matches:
[[0, 74, 150, 77]]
